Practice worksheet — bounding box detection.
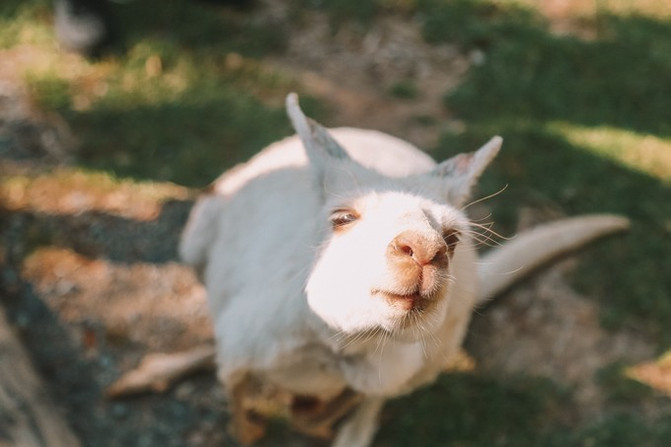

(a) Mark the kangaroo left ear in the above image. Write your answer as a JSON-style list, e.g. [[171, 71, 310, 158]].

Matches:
[[432, 136, 502, 206], [286, 93, 351, 180]]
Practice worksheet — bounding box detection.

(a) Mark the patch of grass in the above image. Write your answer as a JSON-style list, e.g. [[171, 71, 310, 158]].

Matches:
[[411, 114, 437, 127], [377, 373, 566, 446], [546, 122, 671, 183], [416, 2, 671, 441], [420, 0, 542, 51], [444, 16, 671, 136], [26, 70, 292, 186], [65, 83, 292, 186], [555, 413, 671, 447], [388, 80, 420, 100], [26, 74, 72, 110], [377, 372, 671, 447], [596, 361, 653, 405], [11, 0, 297, 187], [1, 168, 191, 220], [420, 0, 671, 346], [109, 0, 288, 57], [293, 0, 419, 25], [299, 0, 379, 23], [0, 0, 54, 48]]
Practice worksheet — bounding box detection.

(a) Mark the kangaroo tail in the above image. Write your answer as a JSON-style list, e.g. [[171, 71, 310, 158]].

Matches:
[[179, 192, 224, 279], [477, 214, 630, 302]]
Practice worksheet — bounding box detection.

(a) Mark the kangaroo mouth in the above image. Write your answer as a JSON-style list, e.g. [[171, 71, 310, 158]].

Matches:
[[374, 289, 433, 311]]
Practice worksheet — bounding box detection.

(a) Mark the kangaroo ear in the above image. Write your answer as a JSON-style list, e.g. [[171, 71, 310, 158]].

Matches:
[[286, 93, 351, 177], [432, 136, 502, 206]]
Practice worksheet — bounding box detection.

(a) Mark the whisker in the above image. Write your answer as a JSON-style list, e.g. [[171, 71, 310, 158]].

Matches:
[[415, 313, 430, 359], [469, 212, 494, 223], [374, 327, 387, 356], [464, 231, 501, 248], [338, 328, 369, 351], [354, 327, 379, 348], [461, 184, 508, 212], [468, 221, 511, 242], [329, 329, 351, 348], [462, 221, 512, 248]]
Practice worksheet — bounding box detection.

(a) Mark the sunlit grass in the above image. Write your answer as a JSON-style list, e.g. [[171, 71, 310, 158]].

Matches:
[[1, 168, 192, 220], [511, 0, 671, 18], [594, 0, 671, 18], [548, 122, 671, 183], [0, 0, 53, 48]]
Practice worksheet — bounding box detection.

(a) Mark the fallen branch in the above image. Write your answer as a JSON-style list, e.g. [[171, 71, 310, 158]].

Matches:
[[105, 344, 216, 398], [0, 307, 82, 447]]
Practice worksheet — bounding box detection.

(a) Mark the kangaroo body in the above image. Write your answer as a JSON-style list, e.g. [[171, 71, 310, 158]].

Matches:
[[180, 94, 628, 446]]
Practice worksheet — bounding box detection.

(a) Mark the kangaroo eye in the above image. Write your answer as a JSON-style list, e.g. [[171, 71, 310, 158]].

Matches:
[[330, 210, 359, 230], [442, 230, 460, 254]]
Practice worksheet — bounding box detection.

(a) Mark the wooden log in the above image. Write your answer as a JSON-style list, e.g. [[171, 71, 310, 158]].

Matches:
[[0, 307, 81, 447]]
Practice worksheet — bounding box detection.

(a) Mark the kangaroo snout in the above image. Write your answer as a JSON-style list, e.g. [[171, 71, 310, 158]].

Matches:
[[385, 230, 449, 302]]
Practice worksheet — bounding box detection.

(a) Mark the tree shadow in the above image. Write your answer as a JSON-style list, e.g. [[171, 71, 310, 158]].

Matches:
[[68, 95, 292, 187], [0, 193, 225, 446], [0, 0, 285, 57], [428, 3, 671, 137], [0, 259, 222, 447], [377, 372, 562, 446], [1, 198, 192, 264], [108, 0, 286, 57]]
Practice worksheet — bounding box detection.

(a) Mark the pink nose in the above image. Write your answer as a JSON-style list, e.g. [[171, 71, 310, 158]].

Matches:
[[388, 231, 448, 267]]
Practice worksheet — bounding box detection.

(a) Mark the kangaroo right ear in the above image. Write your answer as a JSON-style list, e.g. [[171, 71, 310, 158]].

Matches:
[[286, 93, 352, 178], [431, 136, 502, 207]]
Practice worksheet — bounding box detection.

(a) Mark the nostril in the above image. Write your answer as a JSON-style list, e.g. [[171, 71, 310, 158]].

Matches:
[[391, 234, 418, 260], [397, 242, 414, 258], [390, 231, 447, 266]]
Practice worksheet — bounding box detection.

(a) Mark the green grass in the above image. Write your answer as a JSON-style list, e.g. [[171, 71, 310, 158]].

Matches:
[[0, 0, 53, 48], [61, 82, 292, 185], [409, 2, 671, 444], [596, 361, 653, 405], [388, 80, 421, 99], [110, 0, 288, 57], [379, 372, 671, 447], [416, 0, 671, 343], [6, 0, 295, 187], [378, 372, 565, 446]]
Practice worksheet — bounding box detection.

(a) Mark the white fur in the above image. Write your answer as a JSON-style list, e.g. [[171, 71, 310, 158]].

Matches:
[[179, 94, 628, 446]]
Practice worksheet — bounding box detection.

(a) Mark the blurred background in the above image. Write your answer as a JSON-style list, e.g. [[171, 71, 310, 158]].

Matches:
[[1, 0, 670, 445]]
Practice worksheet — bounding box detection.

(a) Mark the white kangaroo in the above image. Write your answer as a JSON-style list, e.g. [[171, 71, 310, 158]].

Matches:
[[179, 93, 629, 446]]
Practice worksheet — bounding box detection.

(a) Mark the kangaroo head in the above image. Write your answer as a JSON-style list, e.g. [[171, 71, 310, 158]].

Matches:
[[287, 94, 501, 341]]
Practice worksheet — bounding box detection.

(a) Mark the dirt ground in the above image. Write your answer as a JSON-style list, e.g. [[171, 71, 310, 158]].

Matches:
[[0, 3, 659, 446]]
